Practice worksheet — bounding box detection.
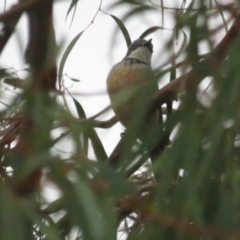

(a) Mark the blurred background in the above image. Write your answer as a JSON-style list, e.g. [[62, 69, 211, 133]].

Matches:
[[0, 1, 238, 240]]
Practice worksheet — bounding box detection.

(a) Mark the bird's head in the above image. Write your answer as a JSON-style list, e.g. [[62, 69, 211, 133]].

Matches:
[[125, 38, 153, 65]]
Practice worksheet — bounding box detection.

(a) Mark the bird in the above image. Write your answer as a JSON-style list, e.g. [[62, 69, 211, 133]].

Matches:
[[106, 38, 161, 154]]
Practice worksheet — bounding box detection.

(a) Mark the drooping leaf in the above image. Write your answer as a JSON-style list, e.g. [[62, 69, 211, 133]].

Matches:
[[107, 13, 131, 47], [72, 97, 88, 154], [139, 26, 164, 39], [58, 31, 83, 81], [65, 0, 79, 27], [74, 176, 105, 240], [72, 97, 86, 119], [42, 197, 64, 214], [88, 129, 108, 162], [66, 74, 80, 82], [175, 28, 188, 55]]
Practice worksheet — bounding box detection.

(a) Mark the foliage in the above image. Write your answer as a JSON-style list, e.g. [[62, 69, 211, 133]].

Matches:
[[0, 0, 240, 240]]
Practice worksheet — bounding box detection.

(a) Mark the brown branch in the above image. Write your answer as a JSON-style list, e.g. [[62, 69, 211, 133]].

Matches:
[[92, 109, 171, 129], [11, 168, 43, 195], [24, 0, 56, 90], [51, 130, 71, 146], [125, 152, 149, 177]]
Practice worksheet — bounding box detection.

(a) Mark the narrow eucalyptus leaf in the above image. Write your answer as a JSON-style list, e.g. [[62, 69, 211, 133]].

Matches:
[[59, 31, 83, 80], [68, 76, 80, 82], [139, 26, 163, 39], [65, 0, 78, 22], [75, 177, 105, 240], [108, 14, 131, 47], [72, 97, 86, 119]]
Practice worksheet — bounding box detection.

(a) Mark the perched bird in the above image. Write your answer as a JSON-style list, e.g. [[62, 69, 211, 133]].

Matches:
[[106, 39, 161, 151]]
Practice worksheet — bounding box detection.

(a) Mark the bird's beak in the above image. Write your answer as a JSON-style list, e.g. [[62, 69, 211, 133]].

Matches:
[[147, 38, 152, 44]]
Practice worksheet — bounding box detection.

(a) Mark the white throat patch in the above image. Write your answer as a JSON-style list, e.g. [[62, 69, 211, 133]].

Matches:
[[127, 47, 152, 65]]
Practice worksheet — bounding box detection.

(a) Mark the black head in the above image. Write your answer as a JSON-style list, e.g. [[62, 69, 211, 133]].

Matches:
[[126, 38, 153, 57]]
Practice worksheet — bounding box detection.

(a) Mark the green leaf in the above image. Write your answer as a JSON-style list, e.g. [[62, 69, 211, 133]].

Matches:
[[72, 97, 88, 155], [65, 0, 78, 21], [139, 26, 164, 39], [58, 31, 83, 81], [65, 0, 78, 28], [170, 69, 176, 82], [42, 197, 64, 214], [72, 97, 86, 119], [74, 176, 105, 240], [72, 96, 107, 161], [108, 13, 131, 47], [88, 129, 108, 162], [66, 74, 80, 82]]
